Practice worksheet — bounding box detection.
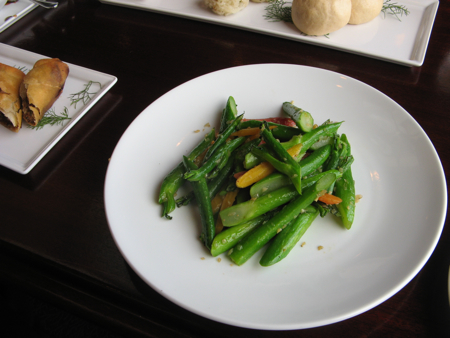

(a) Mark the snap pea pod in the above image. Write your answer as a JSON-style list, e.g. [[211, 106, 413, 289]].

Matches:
[[244, 122, 342, 169], [182, 156, 215, 250], [260, 205, 319, 266], [185, 137, 245, 181], [158, 128, 216, 219], [175, 153, 236, 207], [211, 208, 280, 257], [220, 185, 298, 227], [229, 173, 337, 266], [334, 134, 356, 230], [238, 120, 302, 141], [282, 102, 314, 133], [250, 144, 332, 198], [295, 122, 342, 160], [204, 114, 244, 161], [256, 122, 303, 194], [323, 135, 348, 194], [309, 135, 334, 151], [220, 96, 238, 133]]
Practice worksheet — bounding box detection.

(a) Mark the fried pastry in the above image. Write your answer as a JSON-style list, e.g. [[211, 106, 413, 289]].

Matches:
[[21, 58, 69, 126], [0, 63, 26, 132]]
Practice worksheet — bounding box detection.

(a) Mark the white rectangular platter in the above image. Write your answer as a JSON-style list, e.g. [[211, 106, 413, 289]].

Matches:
[[99, 0, 439, 67], [0, 1, 38, 34], [0, 43, 118, 174]]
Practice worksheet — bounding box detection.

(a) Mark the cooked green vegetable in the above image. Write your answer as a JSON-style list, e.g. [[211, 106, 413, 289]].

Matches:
[[237, 120, 302, 141], [229, 173, 337, 266], [220, 96, 238, 133], [182, 156, 215, 250], [158, 97, 358, 266], [158, 128, 216, 219], [334, 134, 356, 229], [211, 208, 280, 257], [250, 144, 332, 198], [253, 122, 303, 194], [282, 102, 314, 133], [184, 137, 245, 181], [260, 205, 319, 266], [244, 121, 341, 169], [204, 114, 243, 161]]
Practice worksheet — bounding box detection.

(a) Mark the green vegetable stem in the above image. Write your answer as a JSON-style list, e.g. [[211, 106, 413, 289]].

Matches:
[[282, 102, 314, 133]]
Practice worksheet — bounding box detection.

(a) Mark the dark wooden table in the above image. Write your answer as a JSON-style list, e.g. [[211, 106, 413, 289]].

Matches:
[[1, 0, 449, 337]]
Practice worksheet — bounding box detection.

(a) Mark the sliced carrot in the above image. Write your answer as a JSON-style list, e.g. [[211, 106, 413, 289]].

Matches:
[[318, 193, 343, 205], [236, 162, 275, 188]]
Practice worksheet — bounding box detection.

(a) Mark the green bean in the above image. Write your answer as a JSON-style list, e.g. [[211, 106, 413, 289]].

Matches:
[[219, 96, 238, 133], [204, 114, 244, 160], [251, 147, 302, 194], [260, 205, 319, 266], [182, 156, 215, 249], [158, 128, 216, 219], [175, 153, 236, 207], [257, 122, 303, 194], [184, 137, 245, 181], [244, 135, 302, 169], [211, 208, 279, 257], [229, 172, 337, 266], [334, 134, 356, 229]]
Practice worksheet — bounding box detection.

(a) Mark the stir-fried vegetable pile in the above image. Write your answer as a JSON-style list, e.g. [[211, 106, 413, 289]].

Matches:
[[158, 96, 357, 266]]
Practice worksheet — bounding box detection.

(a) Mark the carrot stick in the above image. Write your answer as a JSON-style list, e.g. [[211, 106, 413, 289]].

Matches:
[[318, 193, 343, 205]]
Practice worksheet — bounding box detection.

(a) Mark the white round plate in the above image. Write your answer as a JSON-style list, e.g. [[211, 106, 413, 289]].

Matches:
[[104, 64, 447, 330]]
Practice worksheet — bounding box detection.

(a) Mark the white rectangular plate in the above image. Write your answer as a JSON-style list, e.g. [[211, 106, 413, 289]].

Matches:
[[0, 1, 38, 33], [99, 0, 439, 67], [0, 43, 117, 174]]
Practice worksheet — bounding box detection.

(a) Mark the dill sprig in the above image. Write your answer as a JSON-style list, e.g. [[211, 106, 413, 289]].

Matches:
[[382, 0, 410, 21], [69, 81, 102, 109], [28, 106, 71, 130], [264, 0, 292, 23]]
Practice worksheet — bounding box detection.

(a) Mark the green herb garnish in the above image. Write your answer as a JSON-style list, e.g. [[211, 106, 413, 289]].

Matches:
[[69, 81, 102, 109], [382, 0, 410, 20], [264, 0, 292, 23], [28, 107, 71, 130]]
